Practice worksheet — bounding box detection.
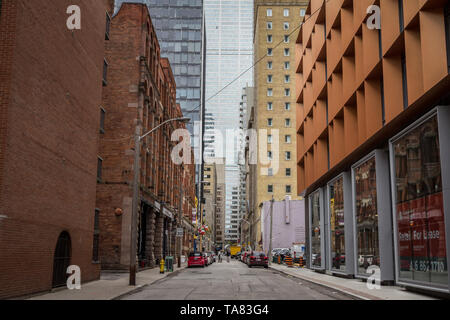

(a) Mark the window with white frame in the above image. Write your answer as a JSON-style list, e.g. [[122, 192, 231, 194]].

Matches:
[[267, 75, 273, 83], [285, 151, 291, 160], [267, 102, 273, 110], [284, 61, 290, 69], [285, 75, 290, 83], [285, 135, 291, 143], [267, 88, 273, 96], [268, 134, 273, 144], [284, 35, 289, 43], [285, 118, 291, 127], [267, 61, 273, 69], [267, 22, 273, 29], [284, 22, 290, 30], [284, 48, 290, 56], [284, 9, 290, 17], [267, 118, 273, 126], [285, 88, 291, 96], [285, 102, 291, 110], [300, 9, 306, 17], [267, 8, 272, 17], [267, 48, 273, 56], [267, 35, 273, 43]]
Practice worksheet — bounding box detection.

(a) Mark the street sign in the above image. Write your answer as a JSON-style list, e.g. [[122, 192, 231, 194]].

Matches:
[[176, 228, 184, 237]]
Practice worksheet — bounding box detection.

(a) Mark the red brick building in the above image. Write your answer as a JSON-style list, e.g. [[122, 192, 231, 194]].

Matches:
[[97, 3, 196, 270], [0, 0, 108, 298]]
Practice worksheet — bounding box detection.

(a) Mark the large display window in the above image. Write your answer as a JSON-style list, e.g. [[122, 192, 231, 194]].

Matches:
[[310, 190, 322, 268], [329, 177, 345, 271], [353, 156, 380, 275], [391, 114, 447, 287]]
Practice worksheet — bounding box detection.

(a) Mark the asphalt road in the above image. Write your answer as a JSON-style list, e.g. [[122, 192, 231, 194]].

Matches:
[[121, 260, 356, 300]]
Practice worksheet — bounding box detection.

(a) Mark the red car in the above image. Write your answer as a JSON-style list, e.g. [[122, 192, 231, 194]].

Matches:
[[248, 251, 269, 268], [188, 252, 205, 268], [241, 252, 250, 264]]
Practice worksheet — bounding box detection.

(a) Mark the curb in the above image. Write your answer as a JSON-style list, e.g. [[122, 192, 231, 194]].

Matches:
[[269, 266, 376, 300], [112, 266, 187, 300]]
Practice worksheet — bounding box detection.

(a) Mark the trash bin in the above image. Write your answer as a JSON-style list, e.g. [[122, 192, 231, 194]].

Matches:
[[165, 256, 174, 272]]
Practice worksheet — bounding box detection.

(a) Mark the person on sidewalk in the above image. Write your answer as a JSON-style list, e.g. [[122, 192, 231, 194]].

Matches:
[[227, 251, 230, 263]]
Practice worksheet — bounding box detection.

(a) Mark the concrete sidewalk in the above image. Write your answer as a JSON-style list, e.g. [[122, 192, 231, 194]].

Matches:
[[29, 263, 187, 300], [270, 263, 437, 300]]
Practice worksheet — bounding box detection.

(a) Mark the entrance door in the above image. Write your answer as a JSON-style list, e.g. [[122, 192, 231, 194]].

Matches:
[[52, 231, 72, 288]]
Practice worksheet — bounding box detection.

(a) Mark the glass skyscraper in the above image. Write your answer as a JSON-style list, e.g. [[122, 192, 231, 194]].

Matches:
[[204, 0, 254, 243]]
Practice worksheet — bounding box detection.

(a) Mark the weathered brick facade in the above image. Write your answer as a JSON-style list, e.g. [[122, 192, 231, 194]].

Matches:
[[97, 3, 196, 271], [0, 0, 107, 299]]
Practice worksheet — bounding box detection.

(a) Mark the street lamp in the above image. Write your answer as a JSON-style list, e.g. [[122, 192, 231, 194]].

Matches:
[[129, 117, 190, 286]]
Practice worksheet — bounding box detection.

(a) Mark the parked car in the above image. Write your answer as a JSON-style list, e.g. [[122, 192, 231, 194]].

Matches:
[[247, 251, 269, 268], [242, 251, 250, 264], [203, 252, 211, 266], [206, 252, 214, 265], [188, 252, 205, 268]]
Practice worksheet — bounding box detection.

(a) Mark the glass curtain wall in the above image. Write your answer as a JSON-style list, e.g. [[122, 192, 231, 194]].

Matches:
[[354, 157, 380, 275], [392, 114, 447, 286], [311, 191, 322, 268], [329, 177, 345, 271]]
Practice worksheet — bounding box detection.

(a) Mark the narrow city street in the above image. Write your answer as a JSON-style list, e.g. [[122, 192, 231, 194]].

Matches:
[[120, 261, 356, 300]]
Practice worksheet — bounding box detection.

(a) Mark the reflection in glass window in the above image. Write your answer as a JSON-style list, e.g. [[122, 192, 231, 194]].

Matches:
[[354, 157, 380, 275], [311, 191, 322, 267], [393, 115, 447, 285], [330, 177, 345, 271]]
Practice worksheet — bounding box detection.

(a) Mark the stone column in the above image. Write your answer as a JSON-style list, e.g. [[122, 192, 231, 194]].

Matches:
[[146, 207, 156, 268]]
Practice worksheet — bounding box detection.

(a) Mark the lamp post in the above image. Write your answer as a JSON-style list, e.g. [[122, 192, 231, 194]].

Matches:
[[129, 117, 190, 286]]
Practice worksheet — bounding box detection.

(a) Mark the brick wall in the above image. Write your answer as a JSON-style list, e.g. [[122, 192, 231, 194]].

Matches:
[[97, 3, 198, 269], [0, 0, 107, 299]]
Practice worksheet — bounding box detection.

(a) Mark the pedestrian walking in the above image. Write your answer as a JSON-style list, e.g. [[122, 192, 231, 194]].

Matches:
[[227, 251, 230, 263]]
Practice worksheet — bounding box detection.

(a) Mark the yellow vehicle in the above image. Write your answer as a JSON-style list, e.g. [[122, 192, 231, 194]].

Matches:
[[229, 246, 241, 258]]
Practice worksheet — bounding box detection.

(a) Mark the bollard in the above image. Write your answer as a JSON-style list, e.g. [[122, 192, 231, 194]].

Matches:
[[160, 259, 165, 274]]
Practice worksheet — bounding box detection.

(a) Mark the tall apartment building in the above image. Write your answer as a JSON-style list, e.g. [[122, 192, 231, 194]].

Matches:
[[297, 0, 450, 294], [203, 158, 226, 250], [97, 3, 196, 270], [253, 0, 309, 250], [0, 0, 107, 298]]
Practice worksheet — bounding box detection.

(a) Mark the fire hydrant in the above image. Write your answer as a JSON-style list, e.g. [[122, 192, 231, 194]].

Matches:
[[160, 259, 165, 274]]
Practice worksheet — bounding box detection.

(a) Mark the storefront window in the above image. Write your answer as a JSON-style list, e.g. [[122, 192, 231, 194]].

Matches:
[[330, 177, 345, 271], [393, 115, 447, 286], [311, 191, 321, 267], [354, 157, 380, 275]]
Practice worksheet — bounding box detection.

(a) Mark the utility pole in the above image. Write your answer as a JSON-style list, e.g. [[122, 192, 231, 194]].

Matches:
[[129, 125, 141, 286], [268, 196, 274, 265], [129, 117, 190, 286], [178, 181, 183, 268]]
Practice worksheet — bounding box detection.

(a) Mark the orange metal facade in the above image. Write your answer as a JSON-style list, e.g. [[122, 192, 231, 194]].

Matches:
[[296, 0, 450, 194]]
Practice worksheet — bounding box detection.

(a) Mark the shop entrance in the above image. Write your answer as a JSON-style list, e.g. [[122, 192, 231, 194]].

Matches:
[[52, 231, 72, 288]]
